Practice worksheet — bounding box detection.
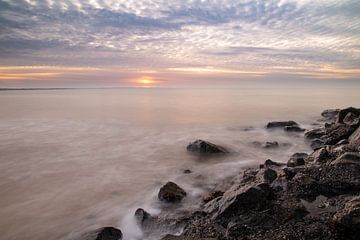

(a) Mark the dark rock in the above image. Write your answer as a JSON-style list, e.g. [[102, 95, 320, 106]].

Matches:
[[336, 107, 360, 124], [271, 175, 288, 191], [183, 169, 192, 174], [343, 112, 360, 126], [283, 167, 297, 180], [161, 234, 216, 240], [186, 140, 228, 154], [264, 159, 284, 168], [349, 126, 360, 149], [321, 109, 340, 122], [266, 120, 298, 129], [336, 139, 349, 145], [241, 168, 258, 183], [89, 227, 122, 240], [307, 147, 331, 164], [203, 191, 224, 203], [263, 141, 279, 148], [158, 182, 186, 203], [263, 168, 278, 183], [284, 125, 305, 132], [331, 152, 360, 165], [333, 196, 360, 239], [310, 139, 325, 150], [134, 208, 151, 224], [287, 153, 308, 167], [305, 128, 326, 140], [323, 123, 357, 145]]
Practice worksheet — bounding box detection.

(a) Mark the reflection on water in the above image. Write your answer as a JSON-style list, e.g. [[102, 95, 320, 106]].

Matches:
[[0, 88, 359, 240]]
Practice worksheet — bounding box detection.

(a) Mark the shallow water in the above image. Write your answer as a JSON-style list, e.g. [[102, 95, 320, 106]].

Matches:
[[0, 87, 359, 240]]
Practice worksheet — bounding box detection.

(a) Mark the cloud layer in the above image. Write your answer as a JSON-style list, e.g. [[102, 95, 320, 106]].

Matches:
[[0, 0, 359, 85]]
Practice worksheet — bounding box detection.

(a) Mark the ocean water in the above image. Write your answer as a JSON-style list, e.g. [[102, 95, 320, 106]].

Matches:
[[0, 87, 359, 240]]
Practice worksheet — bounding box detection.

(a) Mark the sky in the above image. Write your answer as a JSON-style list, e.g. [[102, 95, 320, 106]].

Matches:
[[0, 0, 359, 88]]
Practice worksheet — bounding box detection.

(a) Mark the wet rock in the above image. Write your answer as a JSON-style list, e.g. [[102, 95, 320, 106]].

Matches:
[[241, 168, 258, 183], [343, 112, 360, 126], [333, 196, 360, 239], [183, 169, 192, 174], [203, 191, 224, 203], [271, 175, 288, 191], [210, 184, 270, 221], [336, 107, 360, 124], [134, 208, 152, 224], [261, 159, 284, 168], [307, 147, 331, 164], [284, 125, 305, 132], [158, 182, 186, 203], [321, 109, 340, 122], [161, 234, 217, 240], [287, 153, 308, 167], [310, 139, 325, 150], [263, 141, 279, 148], [349, 126, 360, 149], [79, 227, 123, 240], [305, 128, 326, 140], [324, 123, 357, 145], [186, 140, 228, 154], [331, 152, 360, 165], [263, 168, 277, 183], [266, 120, 298, 129]]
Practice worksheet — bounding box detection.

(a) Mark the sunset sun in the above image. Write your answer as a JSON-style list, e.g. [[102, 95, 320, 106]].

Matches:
[[136, 77, 156, 86]]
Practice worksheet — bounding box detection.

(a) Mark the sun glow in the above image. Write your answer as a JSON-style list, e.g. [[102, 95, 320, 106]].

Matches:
[[135, 77, 156, 86]]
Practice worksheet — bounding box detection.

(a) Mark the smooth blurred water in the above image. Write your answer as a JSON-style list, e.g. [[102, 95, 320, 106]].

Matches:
[[0, 87, 359, 240]]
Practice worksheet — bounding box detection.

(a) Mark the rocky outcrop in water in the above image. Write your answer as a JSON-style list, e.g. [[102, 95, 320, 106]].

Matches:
[[158, 181, 186, 203], [266, 120, 298, 129], [79, 227, 122, 240], [187, 140, 228, 154]]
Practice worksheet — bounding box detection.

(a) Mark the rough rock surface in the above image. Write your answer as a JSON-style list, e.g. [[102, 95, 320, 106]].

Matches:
[[266, 121, 298, 129], [158, 182, 186, 203], [187, 140, 228, 154], [79, 227, 123, 240]]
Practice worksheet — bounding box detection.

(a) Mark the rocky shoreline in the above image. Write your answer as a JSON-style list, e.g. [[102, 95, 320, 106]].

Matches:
[[81, 107, 360, 240]]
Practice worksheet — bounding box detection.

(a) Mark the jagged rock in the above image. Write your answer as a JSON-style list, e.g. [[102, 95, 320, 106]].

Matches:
[[158, 182, 186, 203], [161, 235, 216, 240], [203, 191, 224, 203], [331, 152, 360, 165], [310, 139, 325, 150], [323, 123, 356, 145], [208, 184, 270, 221], [321, 109, 340, 122], [134, 208, 152, 224], [333, 196, 360, 238], [343, 112, 360, 126], [349, 126, 360, 149], [263, 168, 277, 183], [307, 147, 331, 164], [270, 175, 288, 191], [241, 168, 259, 183], [266, 121, 298, 129], [305, 128, 326, 140], [284, 125, 305, 132], [186, 140, 228, 154], [336, 107, 360, 124], [79, 227, 123, 240], [260, 159, 284, 168]]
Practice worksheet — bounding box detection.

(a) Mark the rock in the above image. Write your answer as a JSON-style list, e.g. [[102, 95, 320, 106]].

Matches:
[[336, 107, 360, 124], [310, 139, 324, 150], [305, 128, 326, 140], [79, 227, 123, 240], [266, 121, 298, 129], [321, 109, 340, 122], [203, 191, 224, 203], [284, 125, 305, 132], [271, 175, 288, 191], [343, 112, 360, 126], [263, 168, 277, 183], [333, 196, 360, 238], [331, 152, 360, 165], [308, 147, 331, 164], [349, 126, 360, 149], [158, 182, 186, 203], [287, 153, 308, 167], [183, 169, 192, 174], [263, 159, 284, 168], [134, 208, 151, 224], [186, 140, 228, 154], [263, 141, 279, 148], [209, 184, 269, 220], [161, 235, 216, 240], [324, 123, 357, 145]]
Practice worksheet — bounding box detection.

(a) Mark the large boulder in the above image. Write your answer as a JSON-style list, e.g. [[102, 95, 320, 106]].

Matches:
[[331, 152, 360, 165], [323, 123, 356, 145], [349, 126, 360, 149], [186, 140, 228, 154], [321, 109, 340, 122], [266, 121, 298, 129], [263, 168, 278, 183], [343, 112, 360, 126], [158, 182, 186, 203], [287, 153, 307, 167], [336, 107, 360, 124], [79, 227, 123, 240], [284, 126, 305, 132]]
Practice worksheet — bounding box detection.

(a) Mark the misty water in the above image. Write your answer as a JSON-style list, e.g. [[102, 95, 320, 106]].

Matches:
[[0, 87, 359, 240]]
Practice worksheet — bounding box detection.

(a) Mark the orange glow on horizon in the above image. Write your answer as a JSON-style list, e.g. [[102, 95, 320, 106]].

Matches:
[[135, 77, 156, 86]]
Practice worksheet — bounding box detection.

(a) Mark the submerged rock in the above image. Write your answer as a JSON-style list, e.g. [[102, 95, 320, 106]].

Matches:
[[284, 125, 305, 132], [134, 208, 152, 224], [266, 121, 298, 129], [158, 182, 186, 203], [186, 140, 228, 154]]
